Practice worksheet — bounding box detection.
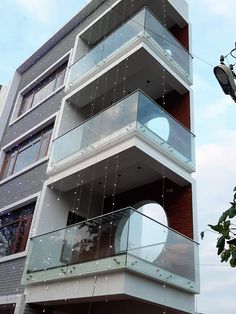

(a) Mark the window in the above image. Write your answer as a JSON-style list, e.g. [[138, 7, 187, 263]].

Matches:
[[0, 203, 35, 257], [18, 63, 67, 117], [0, 125, 53, 180]]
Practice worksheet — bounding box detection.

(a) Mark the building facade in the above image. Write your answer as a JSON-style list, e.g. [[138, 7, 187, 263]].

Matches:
[[0, 1, 199, 313]]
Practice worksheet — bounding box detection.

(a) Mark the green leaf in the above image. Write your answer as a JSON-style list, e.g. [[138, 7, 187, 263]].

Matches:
[[229, 206, 236, 218], [208, 224, 223, 233], [227, 238, 236, 245], [221, 250, 231, 262], [216, 236, 225, 255], [218, 210, 229, 223], [223, 220, 231, 229], [222, 230, 230, 239], [230, 257, 236, 267], [232, 249, 236, 259]]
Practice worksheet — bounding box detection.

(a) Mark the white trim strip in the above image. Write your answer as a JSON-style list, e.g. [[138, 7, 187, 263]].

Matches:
[[10, 50, 71, 125], [0, 251, 27, 264], [0, 157, 48, 186], [0, 192, 40, 213], [0, 294, 17, 305], [10, 85, 64, 126], [2, 113, 57, 152]]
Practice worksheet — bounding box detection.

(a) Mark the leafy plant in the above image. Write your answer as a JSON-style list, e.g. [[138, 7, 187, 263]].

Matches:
[[206, 187, 236, 267]]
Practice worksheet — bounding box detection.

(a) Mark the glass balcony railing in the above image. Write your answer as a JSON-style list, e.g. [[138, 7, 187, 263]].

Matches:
[[67, 7, 192, 87], [51, 90, 195, 169], [23, 207, 199, 293]]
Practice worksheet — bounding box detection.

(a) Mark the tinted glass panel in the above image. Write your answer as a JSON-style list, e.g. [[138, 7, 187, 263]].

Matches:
[[0, 223, 18, 257], [0, 125, 53, 179], [18, 62, 67, 117], [0, 204, 35, 257], [13, 141, 40, 173]]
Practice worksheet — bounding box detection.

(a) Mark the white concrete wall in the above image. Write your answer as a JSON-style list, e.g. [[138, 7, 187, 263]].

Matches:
[[0, 84, 9, 116], [168, 0, 188, 22], [24, 271, 195, 313]]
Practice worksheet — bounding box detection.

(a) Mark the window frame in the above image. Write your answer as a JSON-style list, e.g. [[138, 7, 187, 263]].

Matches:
[[0, 203, 35, 258], [18, 64, 67, 118], [0, 125, 53, 180], [9, 51, 71, 125]]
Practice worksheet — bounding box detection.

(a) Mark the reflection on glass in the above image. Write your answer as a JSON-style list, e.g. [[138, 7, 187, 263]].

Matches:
[[128, 203, 168, 263], [52, 92, 139, 164], [68, 8, 192, 87], [24, 207, 198, 292], [52, 91, 194, 168], [145, 117, 170, 142]]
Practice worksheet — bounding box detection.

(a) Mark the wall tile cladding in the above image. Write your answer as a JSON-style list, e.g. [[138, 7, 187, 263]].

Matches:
[[0, 257, 26, 296], [2, 0, 109, 148], [1, 91, 62, 147], [0, 162, 47, 208], [16, 27, 80, 93]]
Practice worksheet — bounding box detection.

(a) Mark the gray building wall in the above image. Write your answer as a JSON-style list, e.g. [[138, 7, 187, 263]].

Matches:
[[0, 257, 25, 296], [1, 92, 62, 147], [0, 162, 47, 208], [0, 0, 115, 305]]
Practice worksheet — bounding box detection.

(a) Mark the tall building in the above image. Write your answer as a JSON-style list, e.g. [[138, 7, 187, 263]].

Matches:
[[0, 83, 10, 118], [0, 1, 199, 313]]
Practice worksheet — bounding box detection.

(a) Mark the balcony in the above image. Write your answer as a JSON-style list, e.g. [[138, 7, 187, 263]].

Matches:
[[51, 90, 195, 171], [23, 207, 199, 293], [67, 7, 192, 90]]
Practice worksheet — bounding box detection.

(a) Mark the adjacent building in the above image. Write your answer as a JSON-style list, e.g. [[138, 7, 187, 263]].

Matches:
[[0, 1, 199, 313]]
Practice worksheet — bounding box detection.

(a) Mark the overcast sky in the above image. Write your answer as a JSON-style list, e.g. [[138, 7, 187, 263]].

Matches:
[[1, 1, 236, 313]]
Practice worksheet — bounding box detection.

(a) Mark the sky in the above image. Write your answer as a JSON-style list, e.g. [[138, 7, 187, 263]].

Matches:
[[0, 0, 236, 313]]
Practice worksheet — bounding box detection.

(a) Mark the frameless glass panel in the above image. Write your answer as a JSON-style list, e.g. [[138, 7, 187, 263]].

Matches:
[[128, 209, 168, 263], [52, 91, 194, 168], [25, 209, 130, 275], [52, 93, 138, 164], [24, 208, 198, 292], [65, 220, 100, 265], [68, 10, 145, 85], [68, 8, 192, 87], [154, 230, 195, 281], [135, 202, 168, 226], [126, 208, 198, 292], [26, 229, 67, 273], [144, 10, 192, 78], [145, 117, 170, 142], [137, 92, 194, 166]]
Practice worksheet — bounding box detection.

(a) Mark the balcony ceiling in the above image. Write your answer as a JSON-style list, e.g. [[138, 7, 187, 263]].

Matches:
[[68, 48, 188, 109], [50, 146, 189, 193], [40, 297, 191, 314], [81, 0, 187, 46]]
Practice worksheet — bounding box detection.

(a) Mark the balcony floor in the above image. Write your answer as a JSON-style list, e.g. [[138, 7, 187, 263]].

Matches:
[[24, 268, 195, 313]]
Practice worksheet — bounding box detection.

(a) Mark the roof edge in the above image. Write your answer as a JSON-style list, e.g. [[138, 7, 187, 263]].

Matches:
[[17, 0, 107, 74]]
